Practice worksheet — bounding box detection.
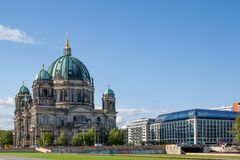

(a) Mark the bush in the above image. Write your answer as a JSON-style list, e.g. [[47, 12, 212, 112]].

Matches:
[[37, 132, 54, 147], [56, 132, 68, 146], [107, 128, 124, 146]]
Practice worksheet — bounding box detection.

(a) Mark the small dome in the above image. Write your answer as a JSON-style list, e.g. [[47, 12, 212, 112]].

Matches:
[[19, 85, 30, 94], [104, 87, 115, 96], [35, 69, 52, 80]]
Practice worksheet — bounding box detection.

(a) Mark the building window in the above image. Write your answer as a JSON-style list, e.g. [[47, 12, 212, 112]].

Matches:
[[43, 88, 48, 97], [73, 116, 77, 121], [42, 115, 49, 125]]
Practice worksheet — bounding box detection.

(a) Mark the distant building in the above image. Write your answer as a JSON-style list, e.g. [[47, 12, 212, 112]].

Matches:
[[128, 109, 238, 146], [211, 106, 233, 111], [127, 118, 155, 145], [232, 102, 240, 112], [211, 102, 240, 112]]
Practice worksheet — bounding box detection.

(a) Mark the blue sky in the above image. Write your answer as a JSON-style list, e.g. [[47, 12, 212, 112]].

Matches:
[[1, 0, 240, 129]]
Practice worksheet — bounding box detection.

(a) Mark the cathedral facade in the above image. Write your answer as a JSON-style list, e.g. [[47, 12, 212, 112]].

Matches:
[[13, 35, 117, 147]]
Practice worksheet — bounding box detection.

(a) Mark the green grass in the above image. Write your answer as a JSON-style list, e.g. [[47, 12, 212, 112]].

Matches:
[[0, 153, 171, 160], [0, 152, 240, 160]]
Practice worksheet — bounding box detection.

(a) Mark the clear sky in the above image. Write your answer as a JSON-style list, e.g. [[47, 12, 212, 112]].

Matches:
[[0, 0, 240, 129]]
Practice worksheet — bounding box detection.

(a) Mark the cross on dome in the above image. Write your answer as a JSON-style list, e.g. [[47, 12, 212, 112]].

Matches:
[[64, 32, 72, 55], [65, 32, 70, 49]]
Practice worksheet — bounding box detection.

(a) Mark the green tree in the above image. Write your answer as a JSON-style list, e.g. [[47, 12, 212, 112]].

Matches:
[[85, 128, 96, 146], [232, 114, 240, 143], [107, 128, 124, 146], [0, 131, 13, 147], [38, 132, 54, 147], [56, 132, 68, 146], [71, 132, 84, 146]]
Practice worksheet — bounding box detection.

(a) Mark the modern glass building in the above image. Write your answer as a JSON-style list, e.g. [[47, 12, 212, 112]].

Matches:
[[150, 109, 238, 145]]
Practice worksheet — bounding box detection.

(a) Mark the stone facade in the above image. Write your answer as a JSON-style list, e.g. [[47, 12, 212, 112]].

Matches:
[[13, 36, 117, 147]]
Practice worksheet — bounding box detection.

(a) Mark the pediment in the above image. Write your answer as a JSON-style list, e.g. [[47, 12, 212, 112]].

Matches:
[[69, 105, 92, 113]]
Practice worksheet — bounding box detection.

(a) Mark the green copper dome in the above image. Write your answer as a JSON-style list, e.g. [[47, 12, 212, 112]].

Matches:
[[19, 85, 30, 94], [48, 54, 91, 81], [104, 88, 115, 96], [48, 36, 91, 81], [35, 69, 52, 80]]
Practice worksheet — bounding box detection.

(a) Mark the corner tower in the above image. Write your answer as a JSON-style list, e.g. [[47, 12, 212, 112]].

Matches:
[[32, 65, 54, 106], [102, 86, 117, 128], [15, 82, 31, 113], [102, 86, 116, 113]]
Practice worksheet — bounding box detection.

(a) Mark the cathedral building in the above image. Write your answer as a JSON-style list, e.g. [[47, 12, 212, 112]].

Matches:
[[13, 35, 117, 147]]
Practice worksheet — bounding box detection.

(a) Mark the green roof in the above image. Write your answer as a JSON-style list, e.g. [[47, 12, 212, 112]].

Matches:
[[104, 88, 115, 96], [35, 69, 52, 80], [48, 54, 91, 81], [19, 85, 30, 94]]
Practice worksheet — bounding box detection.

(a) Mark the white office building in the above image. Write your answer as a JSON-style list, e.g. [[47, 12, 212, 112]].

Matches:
[[127, 118, 155, 145]]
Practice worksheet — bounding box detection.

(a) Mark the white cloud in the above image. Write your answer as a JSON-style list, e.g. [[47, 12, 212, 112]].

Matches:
[[116, 115, 123, 124], [0, 97, 14, 130], [117, 107, 166, 128], [118, 108, 144, 116], [0, 97, 14, 106], [0, 113, 13, 130], [0, 25, 35, 44]]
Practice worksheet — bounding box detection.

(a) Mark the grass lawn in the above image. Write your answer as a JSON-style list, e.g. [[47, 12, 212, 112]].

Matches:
[[0, 153, 240, 160], [0, 153, 171, 160]]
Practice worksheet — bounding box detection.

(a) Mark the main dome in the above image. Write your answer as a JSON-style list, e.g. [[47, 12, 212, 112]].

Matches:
[[48, 35, 91, 81]]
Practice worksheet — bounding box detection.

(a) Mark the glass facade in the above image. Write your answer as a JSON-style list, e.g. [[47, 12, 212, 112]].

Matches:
[[156, 109, 238, 123], [150, 109, 238, 145], [151, 119, 195, 144], [196, 119, 233, 144]]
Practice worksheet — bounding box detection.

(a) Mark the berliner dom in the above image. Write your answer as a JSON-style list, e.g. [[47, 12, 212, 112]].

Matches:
[[13, 34, 117, 147]]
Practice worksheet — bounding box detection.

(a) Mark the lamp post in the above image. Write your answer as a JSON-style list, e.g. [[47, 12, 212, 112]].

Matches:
[[12, 132, 15, 147]]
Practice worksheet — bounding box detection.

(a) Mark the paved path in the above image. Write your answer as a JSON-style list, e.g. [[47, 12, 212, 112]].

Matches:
[[0, 156, 45, 160]]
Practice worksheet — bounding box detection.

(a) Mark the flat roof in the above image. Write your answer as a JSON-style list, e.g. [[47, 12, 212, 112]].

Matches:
[[156, 109, 238, 123]]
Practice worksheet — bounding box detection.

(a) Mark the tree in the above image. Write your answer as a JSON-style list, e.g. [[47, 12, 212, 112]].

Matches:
[[232, 114, 240, 144], [107, 128, 124, 146], [38, 132, 54, 147], [85, 128, 96, 146], [0, 131, 13, 148], [56, 132, 68, 146], [71, 128, 96, 146], [71, 132, 84, 146]]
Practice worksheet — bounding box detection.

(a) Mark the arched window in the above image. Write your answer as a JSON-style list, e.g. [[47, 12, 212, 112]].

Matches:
[[43, 88, 48, 97], [73, 90, 78, 102], [64, 89, 67, 101], [71, 89, 74, 102], [60, 90, 63, 101], [41, 115, 49, 125], [78, 90, 81, 102], [58, 117, 64, 126]]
